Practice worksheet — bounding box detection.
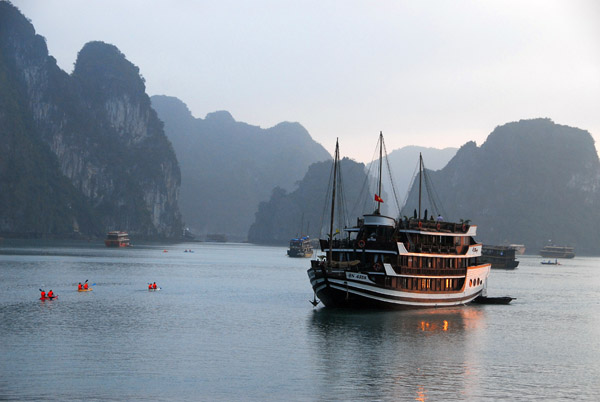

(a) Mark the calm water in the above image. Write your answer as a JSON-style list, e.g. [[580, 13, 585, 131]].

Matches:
[[1, 240, 599, 401]]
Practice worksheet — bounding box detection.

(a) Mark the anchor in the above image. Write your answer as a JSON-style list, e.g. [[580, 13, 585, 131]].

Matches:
[[310, 293, 320, 307]]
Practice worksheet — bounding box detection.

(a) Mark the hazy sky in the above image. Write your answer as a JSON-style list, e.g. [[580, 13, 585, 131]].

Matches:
[[11, 0, 600, 162]]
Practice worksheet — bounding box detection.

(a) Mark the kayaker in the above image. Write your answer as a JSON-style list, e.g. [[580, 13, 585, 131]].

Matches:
[[148, 283, 153, 290], [47, 290, 54, 298], [78, 282, 82, 290], [152, 282, 157, 290], [83, 282, 88, 290], [40, 290, 46, 299]]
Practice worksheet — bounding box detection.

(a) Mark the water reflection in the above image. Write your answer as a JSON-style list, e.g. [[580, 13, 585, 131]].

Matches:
[[307, 307, 486, 401]]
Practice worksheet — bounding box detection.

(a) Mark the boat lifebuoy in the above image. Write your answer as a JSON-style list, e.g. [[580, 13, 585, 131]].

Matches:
[[358, 240, 366, 248], [418, 221, 422, 228], [374, 262, 382, 271], [436, 223, 441, 230]]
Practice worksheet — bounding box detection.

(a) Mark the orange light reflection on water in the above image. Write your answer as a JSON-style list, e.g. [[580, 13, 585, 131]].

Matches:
[[419, 319, 449, 332], [415, 384, 426, 401], [418, 308, 483, 333]]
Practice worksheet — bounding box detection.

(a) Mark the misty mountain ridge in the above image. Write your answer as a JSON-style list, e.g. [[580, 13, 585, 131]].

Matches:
[[151, 95, 331, 240], [402, 118, 600, 254], [248, 157, 382, 244], [0, 3, 182, 238]]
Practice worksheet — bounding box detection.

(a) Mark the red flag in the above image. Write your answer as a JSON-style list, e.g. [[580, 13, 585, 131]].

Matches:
[[374, 194, 384, 203]]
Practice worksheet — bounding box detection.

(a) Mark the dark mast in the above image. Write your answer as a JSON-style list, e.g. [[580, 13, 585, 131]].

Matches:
[[328, 139, 339, 264], [376, 131, 383, 215]]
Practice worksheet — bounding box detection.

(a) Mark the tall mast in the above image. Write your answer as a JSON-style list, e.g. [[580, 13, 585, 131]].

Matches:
[[328, 139, 339, 262], [377, 131, 383, 214], [418, 152, 422, 220]]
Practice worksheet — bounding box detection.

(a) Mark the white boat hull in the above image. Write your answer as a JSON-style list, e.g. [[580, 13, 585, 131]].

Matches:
[[309, 264, 490, 309]]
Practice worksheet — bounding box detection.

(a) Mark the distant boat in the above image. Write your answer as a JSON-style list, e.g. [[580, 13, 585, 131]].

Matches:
[[480, 245, 519, 269], [541, 259, 560, 265], [307, 133, 491, 309], [104, 231, 130, 247], [508, 244, 526, 255], [287, 236, 313, 258], [539, 245, 574, 259], [206, 234, 227, 242]]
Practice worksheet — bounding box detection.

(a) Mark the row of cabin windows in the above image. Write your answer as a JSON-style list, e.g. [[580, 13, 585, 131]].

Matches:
[[384, 276, 465, 292], [399, 256, 475, 269], [408, 234, 468, 247], [334, 253, 478, 269]]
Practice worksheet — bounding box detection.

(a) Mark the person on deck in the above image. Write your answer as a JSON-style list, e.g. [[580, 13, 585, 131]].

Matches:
[[83, 282, 88, 290], [152, 282, 157, 290], [41, 290, 46, 299], [78, 283, 82, 290], [47, 290, 54, 298]]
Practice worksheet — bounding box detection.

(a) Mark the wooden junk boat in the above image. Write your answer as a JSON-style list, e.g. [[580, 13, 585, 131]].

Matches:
[[287, 236, 314, 258], [539, 245, 574, 259], [104, 231, 130, 247], [307, 134, 491, 309], [480, 245, 519, 269]]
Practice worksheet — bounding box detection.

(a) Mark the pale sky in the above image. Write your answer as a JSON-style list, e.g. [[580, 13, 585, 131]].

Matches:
[[11, 0, 600, 163]]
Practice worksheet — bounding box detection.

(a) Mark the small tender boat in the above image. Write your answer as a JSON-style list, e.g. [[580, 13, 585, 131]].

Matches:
[[472, 296, 515, 305], [541, 260, 560, 265]]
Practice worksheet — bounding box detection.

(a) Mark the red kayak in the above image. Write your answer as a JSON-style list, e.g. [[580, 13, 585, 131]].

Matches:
[[40, 295, 58, 300]]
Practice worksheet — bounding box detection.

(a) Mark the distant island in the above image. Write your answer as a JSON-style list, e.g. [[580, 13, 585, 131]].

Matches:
[[248, 157, 375, 245], [401, 118, 600, 254]]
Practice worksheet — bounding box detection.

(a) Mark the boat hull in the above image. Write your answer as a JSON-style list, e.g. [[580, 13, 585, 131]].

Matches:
[[287, 249, 313, 258], [539, 251, 574, 258], [104, 240, 130, 247], [308, 265, 489, 310]]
